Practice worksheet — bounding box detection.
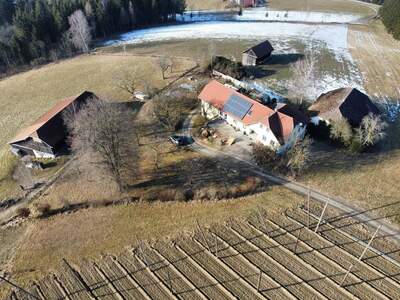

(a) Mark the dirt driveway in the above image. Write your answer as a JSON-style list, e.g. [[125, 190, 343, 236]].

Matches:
[[208, 119, 254, 161]]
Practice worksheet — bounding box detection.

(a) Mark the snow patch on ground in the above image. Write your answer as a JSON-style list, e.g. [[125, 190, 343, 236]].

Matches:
[[177, 9, 363, 24], [105, 21, 349, 54]]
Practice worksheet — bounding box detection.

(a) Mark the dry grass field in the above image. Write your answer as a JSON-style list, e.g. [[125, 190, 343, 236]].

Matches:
[[0, 53, 196, 201], [185, 0, 228, 10], [185, 0, 376, 15], [268, 0, 376, 15], [349, 21, 400, 100], [300, 20, 400, 225], [4, 202, 400, 299], [1, 187, 301, 297]]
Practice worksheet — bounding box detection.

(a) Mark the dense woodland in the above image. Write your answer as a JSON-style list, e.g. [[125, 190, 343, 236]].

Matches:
[[380, 0, 400, 40], [0, 0, 185, 73]]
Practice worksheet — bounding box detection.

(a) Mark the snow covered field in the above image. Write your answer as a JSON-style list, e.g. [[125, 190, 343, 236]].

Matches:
[[105, 21, 349, 53], [177, 9, 364, 24], [103, 19, 364, 100]]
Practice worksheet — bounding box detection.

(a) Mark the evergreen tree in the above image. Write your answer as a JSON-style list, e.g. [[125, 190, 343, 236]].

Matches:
[[380, 0, 400, 40]]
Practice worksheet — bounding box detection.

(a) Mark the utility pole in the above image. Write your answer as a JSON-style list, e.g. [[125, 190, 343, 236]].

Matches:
[[314, 202, 328, 233]]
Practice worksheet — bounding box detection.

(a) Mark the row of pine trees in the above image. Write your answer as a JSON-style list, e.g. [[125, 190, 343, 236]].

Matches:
[[0, 0, 185, 72], [380, 0, 400, 40]]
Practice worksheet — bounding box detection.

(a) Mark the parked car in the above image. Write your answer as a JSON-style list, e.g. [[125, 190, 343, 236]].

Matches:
[[169, 135, 193, 146]]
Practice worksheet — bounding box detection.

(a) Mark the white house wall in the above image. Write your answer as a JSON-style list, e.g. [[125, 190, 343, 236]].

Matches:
[[32, 149, 55, 159], [247, 123, 280, 148]]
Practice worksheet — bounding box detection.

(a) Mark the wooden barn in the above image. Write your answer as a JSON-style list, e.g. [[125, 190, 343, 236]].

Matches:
[[242, 40, 274, 66], [309, 88, 380, 126], [9, 91, 97, 158]]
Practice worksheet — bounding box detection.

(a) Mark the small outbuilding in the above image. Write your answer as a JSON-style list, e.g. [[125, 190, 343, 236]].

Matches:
[[242, 40, 274, 66], [308, 88, 380, 126], [9, 91, 97, 158]]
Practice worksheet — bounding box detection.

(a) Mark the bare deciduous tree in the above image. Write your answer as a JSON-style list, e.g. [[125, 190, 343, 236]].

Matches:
[[330, 117, 353, 146], [288, 52, 318, 105], [158, 56, 171, 80], [286, 137, 312, 177], [68, 10, 92, 53], [13, 162, 35, 190], [153, 92, 193, 131], [67, 98, 138, 191], [208, 42, 217, 68], [356, 113, 387, 147], [113, 68, 140, 98]]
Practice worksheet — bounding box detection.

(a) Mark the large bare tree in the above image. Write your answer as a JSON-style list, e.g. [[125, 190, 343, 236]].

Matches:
[[67, 98, 138, 191], [158, 56, 171, 80], [68, 10, 92, 53], [113, 68, 141, 99], [288, 52, 318, 105], [153, 91, 194, 131], [356, 113, 387, 147]]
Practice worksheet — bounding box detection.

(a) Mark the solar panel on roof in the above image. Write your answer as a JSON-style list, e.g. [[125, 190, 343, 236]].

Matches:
[[222, 94, 253, 119]]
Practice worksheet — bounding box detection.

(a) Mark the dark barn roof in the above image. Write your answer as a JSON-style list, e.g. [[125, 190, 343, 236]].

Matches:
[[309, 88, 380, 126], [9, 91, 97, 148], [243, 40, 274, 59]]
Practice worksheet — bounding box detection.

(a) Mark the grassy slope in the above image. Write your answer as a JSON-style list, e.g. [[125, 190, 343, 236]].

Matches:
[[3, 187, 301, 296], [301, 19, 400, 225], [185, 0, 227, 10], [0, 54, 195, 200], [185, 0, 376, 15], [268, 0, 376, 16]]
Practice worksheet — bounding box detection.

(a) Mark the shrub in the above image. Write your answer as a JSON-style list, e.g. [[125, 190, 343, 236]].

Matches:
[[195, 188, 209, 201], [211, 56, 246, 79], [380, 0, 400, 40], [16, 207, 30, 218], [174, 189, 187, 202], [35, 203, 51, 217], [330, 118, 353, 146]]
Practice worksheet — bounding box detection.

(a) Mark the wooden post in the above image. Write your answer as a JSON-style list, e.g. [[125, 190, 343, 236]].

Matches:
[[314, 202, 328, 233], [359, 225, 381, 261], [294, 228, 302, 254], [0, 275, 41, 300], [257, 269, 262, 292], [196, 220, 210, 251], [257, 207, 268, 236], [307, 188, 311, 229], [167, 269, 174, 294], [214, 234, 218, 258], [63, 258, 96, 299], [340, 264, 353, 287]]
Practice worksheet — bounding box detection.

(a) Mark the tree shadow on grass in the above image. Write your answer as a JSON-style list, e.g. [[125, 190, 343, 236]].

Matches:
[[264, 53, 304, 66]]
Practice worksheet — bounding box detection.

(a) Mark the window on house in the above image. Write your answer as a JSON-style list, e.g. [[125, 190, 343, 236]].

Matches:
[[262, 136, 267, 141]]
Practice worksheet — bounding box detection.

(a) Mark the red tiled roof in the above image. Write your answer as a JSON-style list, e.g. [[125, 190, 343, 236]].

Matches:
[[199, 80, 305, 143], [9, 92, 89, 145]]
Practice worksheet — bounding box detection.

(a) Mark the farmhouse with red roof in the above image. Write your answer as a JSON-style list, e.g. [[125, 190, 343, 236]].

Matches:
[[199, 80, 308, 149]]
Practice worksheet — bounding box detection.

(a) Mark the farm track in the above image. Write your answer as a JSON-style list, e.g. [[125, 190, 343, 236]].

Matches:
[[227, 221, 355, 300], [6, 210, 400, 299], [263, 211, 400, 299], [287, 208, 400, 287], [153, 242, 234, 299], [202, 226, 322, 299]]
